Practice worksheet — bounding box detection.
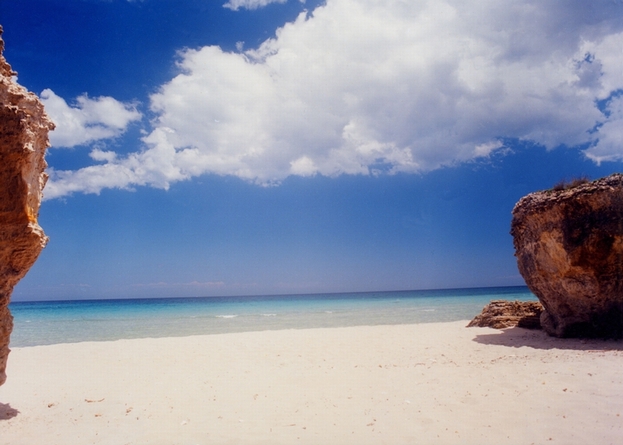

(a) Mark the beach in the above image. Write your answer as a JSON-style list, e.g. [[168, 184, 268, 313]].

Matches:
[[1, 320, 622, 445]]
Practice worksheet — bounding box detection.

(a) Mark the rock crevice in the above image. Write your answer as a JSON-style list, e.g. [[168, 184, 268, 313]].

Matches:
[[0, 26, 53, 386]]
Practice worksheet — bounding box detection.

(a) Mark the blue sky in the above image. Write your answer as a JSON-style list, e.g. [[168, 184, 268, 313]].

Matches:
[[3, 0, 623, 301]]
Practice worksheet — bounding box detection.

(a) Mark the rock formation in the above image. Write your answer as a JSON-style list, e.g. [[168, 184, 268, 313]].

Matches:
[[0, 26, 53, 386], [467, 300, 543, 329], [511, 174, 623, 338]]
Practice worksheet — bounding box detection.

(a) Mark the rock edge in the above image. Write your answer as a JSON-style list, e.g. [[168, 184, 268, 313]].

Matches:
[[0, 26, 53, 386]]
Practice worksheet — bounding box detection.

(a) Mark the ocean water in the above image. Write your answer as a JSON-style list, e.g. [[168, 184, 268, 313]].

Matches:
[[8, 286, 536, 347]]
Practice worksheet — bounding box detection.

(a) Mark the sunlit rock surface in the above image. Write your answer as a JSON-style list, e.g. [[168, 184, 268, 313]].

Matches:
[[467, 300, 543, 329], [0, 26, 53, 386], [511, 174, 623, 338]]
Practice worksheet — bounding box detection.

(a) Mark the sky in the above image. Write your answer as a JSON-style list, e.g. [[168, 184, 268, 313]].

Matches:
[[2, 0, 623, 301]]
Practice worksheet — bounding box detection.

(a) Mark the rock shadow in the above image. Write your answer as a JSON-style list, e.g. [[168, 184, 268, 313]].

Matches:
[[472, 326, 623, 351], [0, 403, 19, 420]]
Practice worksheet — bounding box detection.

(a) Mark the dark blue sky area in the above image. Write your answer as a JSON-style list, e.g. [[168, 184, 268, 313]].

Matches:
[[2, 0, 322, 98]]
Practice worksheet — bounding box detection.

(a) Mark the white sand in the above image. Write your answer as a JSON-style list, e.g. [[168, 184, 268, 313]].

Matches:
[[1, 321, 622, 444]]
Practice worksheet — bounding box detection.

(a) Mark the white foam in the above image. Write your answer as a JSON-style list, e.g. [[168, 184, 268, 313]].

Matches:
[[216, 315, 238, 319]]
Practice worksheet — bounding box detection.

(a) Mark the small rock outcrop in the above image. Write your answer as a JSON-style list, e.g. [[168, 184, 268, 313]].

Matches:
[[467, 300, 543, 329], [0, 26, 53, 386], [511, 174, 623, 338]]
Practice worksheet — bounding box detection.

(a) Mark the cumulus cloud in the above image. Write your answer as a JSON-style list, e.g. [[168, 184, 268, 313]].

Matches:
[[45, 128, 187, 199], [223, 0, 288, 11], [41, 89, 141, 148], [45, 0, 623, 199], [585, 94, 623, 163]]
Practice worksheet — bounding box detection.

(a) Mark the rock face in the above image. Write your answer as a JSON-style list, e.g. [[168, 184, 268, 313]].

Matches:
[[511, 174, 623, 338], [467, 300, 543, 329], [0, 26, 53, 386]]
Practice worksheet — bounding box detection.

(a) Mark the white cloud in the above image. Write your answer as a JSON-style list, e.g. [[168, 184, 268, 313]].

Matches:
[[41, 89, 142, 148], [44, 0, 623, 199], [44, 127, 188, 199], [585, 94, 623, 163], [223, 0, 288, 11]]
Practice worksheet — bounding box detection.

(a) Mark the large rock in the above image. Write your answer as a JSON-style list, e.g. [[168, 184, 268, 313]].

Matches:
[[511, 174, 623, 338], [0, 26, 53, 386]]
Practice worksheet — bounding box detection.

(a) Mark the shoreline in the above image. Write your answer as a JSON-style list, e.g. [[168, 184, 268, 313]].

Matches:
[[7, 286, 537, 348], [1, 321, 622, 444]]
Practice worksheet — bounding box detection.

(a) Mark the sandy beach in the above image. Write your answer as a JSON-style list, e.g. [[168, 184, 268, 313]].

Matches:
[[1, 320, 622, 444]]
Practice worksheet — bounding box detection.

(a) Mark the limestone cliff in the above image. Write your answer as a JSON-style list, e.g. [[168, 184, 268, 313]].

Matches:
[[0, 26, 53, 386], [511, 174, 623, 338]]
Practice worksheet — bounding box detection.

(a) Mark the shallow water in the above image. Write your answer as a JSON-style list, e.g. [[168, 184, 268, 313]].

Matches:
[[9, 286, 536, 347]]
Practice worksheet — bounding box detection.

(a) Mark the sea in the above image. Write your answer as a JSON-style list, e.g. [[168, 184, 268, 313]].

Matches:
[[8, 286, 537, 347]]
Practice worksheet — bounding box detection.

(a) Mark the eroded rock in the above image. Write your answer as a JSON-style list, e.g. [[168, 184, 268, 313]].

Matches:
[[467, 300, 543, 329], [511, 174, 623, 338], [0, 26, 53, 385]]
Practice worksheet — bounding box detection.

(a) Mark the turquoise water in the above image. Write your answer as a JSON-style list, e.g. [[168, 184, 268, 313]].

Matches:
[[8, 286, 536, 347]]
